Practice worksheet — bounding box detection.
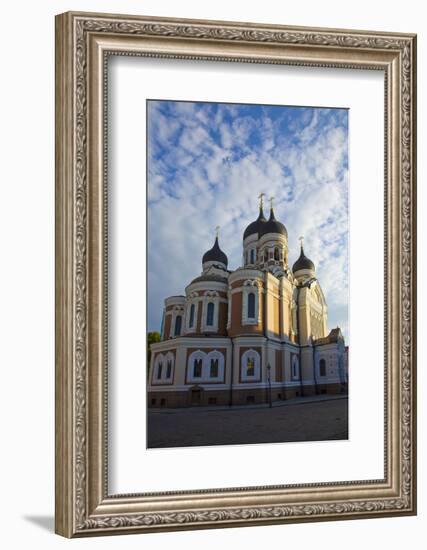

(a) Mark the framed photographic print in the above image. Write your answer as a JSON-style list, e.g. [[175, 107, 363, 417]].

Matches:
[[55, 11, 417, 537]]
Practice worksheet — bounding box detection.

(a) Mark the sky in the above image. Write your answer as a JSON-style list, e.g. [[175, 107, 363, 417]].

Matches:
[[147, 100, 349, 342]]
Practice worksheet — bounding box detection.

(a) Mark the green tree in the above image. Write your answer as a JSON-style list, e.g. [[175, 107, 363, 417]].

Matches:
[[147, 331, 161, 379]]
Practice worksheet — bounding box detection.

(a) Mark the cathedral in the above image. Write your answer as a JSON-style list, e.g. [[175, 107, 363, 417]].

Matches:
[[148, 196, 348, 408]]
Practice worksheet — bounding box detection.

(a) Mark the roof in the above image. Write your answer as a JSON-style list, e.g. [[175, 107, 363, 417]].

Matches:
[[292, 246, 315, 273], [259, 208, 288, 238], [243, 206, 267, 240], [202, 236, 228, 267], [314, 327, 344, 346]]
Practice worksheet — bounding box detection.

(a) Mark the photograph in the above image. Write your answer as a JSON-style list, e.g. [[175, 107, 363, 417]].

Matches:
[[146, 100, 349, 448], [53, 8, 416, 538]]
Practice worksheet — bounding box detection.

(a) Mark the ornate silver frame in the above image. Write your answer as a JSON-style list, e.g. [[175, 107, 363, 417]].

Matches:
[[55, 11, 417, 537]]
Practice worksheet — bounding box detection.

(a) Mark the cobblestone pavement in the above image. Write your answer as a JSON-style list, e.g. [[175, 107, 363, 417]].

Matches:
[[147, 395, 348, 448]]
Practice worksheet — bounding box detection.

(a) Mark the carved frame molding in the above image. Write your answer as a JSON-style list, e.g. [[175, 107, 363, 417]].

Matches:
[[55, 11, 416, 537]]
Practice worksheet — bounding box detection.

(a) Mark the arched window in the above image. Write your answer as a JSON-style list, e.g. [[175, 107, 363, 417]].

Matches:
[[246, 357, 255, 377], [166, 360, 172, 378], [206, 302, 214, 326], [241, 349, 261, 381], [206, 351, 224, 381], [157, 361, 163, 379], [174, 315, 182, 336], [247, 292, 255, 319], [250, 249, 255, 264], [210, 358, 219, 378], [292, 355, 299, 379], [193, 359, 203, 378], [319, 358, 326, 377], [274, 247, 280, 261], [189, 304, 195, 328]]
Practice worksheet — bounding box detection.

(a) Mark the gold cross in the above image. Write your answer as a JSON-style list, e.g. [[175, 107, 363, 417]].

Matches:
[[269, 196, 275, 210], [298, 236, 304, 249], [258, 192, 265, 208], [215, 225, 220, 238]]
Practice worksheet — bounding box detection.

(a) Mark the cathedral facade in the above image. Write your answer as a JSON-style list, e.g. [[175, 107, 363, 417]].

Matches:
[[148, 197, 348, 408]]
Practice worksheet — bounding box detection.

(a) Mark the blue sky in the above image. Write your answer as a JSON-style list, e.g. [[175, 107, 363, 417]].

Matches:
[[147, 100, 349, 342]]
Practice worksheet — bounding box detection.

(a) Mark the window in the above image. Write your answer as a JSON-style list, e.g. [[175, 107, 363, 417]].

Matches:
[[206, 302, 214, 326], [319, 358, 326, 377], [189, 304, 195, 328], [246, 357, 255, 376], [250, 249, 255, 264], [241, 349, 260, 381], [292, 356, 299, 378], [174, 315, 182, 336], [166, 360, 172, 378], [210, 358, 219, 378], [247, 292, 255, 319], [157, 361, 163, 379], [193, 358, 203, 378], [274, 247, 280, 260]]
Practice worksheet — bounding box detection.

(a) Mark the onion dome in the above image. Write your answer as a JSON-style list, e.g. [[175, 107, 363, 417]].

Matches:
[[243, 204, 267, 240], [259, 207, 288, 238], [292, 243, 315, 273], [202, 236, 228, 268]]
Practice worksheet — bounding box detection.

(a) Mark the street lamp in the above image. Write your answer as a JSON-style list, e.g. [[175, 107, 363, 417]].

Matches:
[[267, 363, 272, 408]]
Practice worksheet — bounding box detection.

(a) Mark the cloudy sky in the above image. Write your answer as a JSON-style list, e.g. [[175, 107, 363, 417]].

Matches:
[[147, 100, 349, 341]]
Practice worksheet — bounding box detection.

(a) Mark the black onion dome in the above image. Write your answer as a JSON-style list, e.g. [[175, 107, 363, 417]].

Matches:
[[202, 237, 228, 267], [292, 246, 315, 273], [243, 206, 267, 240], [259, 208, 288, 238]]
